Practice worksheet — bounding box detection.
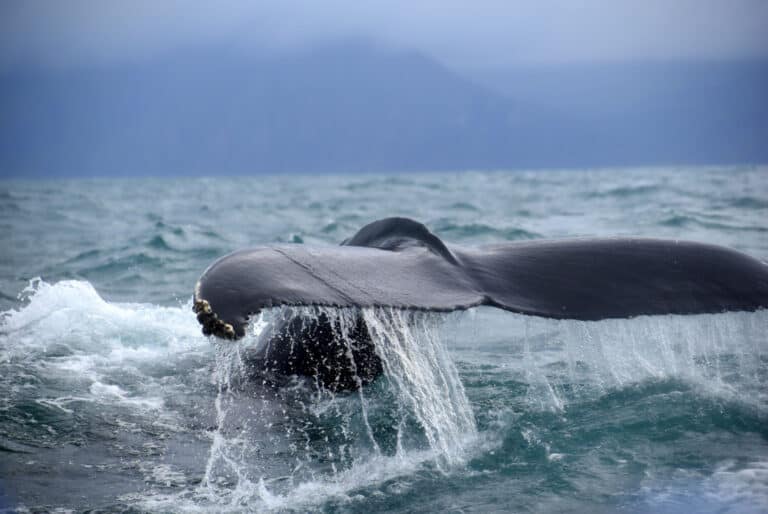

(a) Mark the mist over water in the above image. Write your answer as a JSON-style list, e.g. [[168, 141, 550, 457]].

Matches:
[[1, 166, 767, 512]]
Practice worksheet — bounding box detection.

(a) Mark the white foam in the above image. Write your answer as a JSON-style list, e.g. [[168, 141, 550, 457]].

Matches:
[[90, 380, 164, 410], [0, 279, 210, 416], [139, 445, 457, 514], [706, 460, 768, 512], [142, 463, 190, 489], [636, 459, 768, 514], [1, 279, 205, 354]]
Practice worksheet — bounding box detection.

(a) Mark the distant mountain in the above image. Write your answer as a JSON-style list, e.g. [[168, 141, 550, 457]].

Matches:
[[1, 43, 766, 177], [470, 60, 768, 168], [0, 44, 518, 177]]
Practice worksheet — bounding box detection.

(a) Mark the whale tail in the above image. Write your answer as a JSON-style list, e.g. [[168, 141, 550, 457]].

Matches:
[[194, 218, 768, 339]]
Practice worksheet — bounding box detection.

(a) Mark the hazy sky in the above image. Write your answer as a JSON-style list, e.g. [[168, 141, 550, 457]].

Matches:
[[2, 0, 767, 71]]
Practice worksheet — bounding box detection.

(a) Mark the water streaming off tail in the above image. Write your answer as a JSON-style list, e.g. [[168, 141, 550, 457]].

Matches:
[[457, 308, 768, 416], [193, 306, 478, 510], [363, 308, 477, 466]]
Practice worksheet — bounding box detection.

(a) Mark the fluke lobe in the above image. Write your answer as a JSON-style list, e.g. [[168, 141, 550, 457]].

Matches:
[[193, 217, 768, 388]]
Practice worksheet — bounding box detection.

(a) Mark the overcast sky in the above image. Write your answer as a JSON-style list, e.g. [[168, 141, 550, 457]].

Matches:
[[1, 0, 767, 71]]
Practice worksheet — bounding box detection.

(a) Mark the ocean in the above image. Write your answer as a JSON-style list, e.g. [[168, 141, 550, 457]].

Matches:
[[1, 165, 767, 513]]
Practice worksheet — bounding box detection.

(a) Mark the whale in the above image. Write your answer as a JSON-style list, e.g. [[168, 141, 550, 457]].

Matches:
[[194, 217, 768, 389]]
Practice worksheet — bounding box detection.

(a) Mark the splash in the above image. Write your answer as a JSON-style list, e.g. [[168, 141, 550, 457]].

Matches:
[[192, 306, 478, 511], [0, 279, 207, 417]]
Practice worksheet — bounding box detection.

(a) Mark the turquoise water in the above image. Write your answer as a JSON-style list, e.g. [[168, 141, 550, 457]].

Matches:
[[1, 166, 767, 513]]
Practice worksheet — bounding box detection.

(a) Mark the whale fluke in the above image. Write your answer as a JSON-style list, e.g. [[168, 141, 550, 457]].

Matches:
[[194, 217, 768, 339]]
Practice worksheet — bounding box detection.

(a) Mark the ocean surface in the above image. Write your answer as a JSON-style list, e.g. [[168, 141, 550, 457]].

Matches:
[[1, 166, 767, 513]]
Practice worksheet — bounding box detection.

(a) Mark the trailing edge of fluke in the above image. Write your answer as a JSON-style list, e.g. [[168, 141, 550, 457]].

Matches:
[[194, 217, 768, 339]]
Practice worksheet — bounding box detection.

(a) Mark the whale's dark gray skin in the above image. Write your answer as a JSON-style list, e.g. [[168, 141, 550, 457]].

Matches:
[[194, 217, 768, 388], [244, 309, 382, 391]]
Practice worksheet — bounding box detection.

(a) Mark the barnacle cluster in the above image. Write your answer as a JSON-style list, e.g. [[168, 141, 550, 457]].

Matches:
[[193, 297, 237, 340]]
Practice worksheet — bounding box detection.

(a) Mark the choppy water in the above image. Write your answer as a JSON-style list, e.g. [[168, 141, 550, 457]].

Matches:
[[1, 166, 767, 513]]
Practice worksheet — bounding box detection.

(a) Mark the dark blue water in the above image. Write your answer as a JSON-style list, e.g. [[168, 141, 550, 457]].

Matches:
[[1, 166, 767, 513]]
